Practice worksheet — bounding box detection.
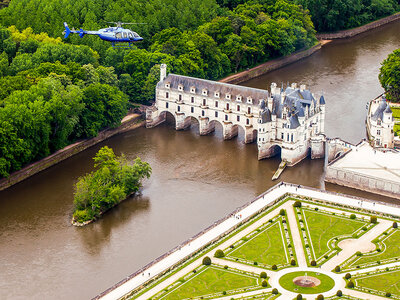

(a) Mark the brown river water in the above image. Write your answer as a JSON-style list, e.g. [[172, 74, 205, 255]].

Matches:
[[1, 20, 400, 300]]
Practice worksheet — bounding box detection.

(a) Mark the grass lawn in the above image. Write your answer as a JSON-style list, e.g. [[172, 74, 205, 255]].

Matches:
[[391, 106, 400, 120], [355, 269, 400, 296], [278, 271, 335, 294], [161, 266, 260, 299], [303, 209, 366, 259], [349, 229, 400, 267], [227, 221, 288, 266]]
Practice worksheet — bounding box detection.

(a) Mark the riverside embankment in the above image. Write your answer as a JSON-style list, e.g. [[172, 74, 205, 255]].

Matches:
[[0, 114, 144, 192]]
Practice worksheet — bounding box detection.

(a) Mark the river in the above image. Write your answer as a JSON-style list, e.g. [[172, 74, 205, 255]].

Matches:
[[0, 20, 399, 300]]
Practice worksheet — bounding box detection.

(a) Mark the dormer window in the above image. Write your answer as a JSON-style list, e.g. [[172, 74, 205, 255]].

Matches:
[[190, 87, 196, 93], [283, 113, 286, 119], [214, 91, 220, 98], [202, 89, 208, 96], [377, 120, 381, 126], [178, 84, 183, 91], [226, 94, 231, 100], [165, 83, 170, 89], [236, 95, 242, 102], [247, 97, 252, 104]]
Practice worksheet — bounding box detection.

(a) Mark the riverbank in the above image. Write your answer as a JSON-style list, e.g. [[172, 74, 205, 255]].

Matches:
[[316, 12, 400, 39], [219, 42, 324, 85], [0, 114, 145, 192]]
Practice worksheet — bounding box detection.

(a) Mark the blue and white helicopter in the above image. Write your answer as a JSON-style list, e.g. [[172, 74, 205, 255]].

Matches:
[[63, 21, 144, 48]]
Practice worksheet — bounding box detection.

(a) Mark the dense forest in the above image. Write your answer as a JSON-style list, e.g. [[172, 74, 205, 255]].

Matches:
[[0, 0, 399, 178], [295, 0, 400, 31], [380, 48, 400, 103]]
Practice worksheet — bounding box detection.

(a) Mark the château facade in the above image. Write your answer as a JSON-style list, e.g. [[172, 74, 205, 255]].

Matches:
[[147, 64, 326, 165], [367, 95, 394, 148]]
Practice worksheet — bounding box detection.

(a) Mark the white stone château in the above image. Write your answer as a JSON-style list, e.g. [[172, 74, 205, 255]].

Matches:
[[367, 95, 394, 148], [147, 64, 326, 165]]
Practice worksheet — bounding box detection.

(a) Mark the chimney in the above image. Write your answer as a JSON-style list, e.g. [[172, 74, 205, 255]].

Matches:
[[270, 82, 277, 95], [160, 64, 167, 82]]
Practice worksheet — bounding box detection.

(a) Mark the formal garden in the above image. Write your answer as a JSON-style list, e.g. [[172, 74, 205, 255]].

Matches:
[[129, 196, 400, 300]]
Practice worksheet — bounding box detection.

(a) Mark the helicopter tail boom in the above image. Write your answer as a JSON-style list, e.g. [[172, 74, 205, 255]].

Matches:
[[63, 22, 71, 39]]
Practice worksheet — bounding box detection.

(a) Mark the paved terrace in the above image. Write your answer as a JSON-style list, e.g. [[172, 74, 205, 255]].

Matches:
[[95, 182, 400, 300]]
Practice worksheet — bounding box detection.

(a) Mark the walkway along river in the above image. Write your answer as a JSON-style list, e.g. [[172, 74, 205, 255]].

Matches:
[[0, 19, 400, 300]]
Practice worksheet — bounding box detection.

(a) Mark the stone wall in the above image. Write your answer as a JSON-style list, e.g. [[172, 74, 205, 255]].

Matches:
[[317, 13, 400, 39], [219, 43, 322, 85], [0, 114, 145, 192], [325, 167, 400, 199]]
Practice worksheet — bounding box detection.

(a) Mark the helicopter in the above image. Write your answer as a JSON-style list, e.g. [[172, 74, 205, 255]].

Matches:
[[63, 21, 144, 48]]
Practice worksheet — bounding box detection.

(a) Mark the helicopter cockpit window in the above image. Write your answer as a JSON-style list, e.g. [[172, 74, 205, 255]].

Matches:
[[123, 32, 127, 38], [128, 32, 133, 39], [132, 32, 139, 38], [115, 32, 122, 39]]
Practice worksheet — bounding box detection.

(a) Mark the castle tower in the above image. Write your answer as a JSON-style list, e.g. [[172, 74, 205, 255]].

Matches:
[[319, 95, 325, 134], [160, 64, 167, 82]]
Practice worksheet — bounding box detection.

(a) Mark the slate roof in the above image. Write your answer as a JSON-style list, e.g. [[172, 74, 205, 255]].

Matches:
[[158, 74, 269, 106], [371, 97, 392, 121]]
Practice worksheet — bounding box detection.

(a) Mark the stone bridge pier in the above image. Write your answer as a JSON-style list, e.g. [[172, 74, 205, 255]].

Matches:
[[199, 118, 215, 135], [175, 113, 191, 130], [146, 106, 166, 128], [222, 122, 238, 140]]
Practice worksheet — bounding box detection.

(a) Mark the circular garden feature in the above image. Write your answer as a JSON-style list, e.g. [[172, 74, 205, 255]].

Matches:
[[279, 271, 335, 294]]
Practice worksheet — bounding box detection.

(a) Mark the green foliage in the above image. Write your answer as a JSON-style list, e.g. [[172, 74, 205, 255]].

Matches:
[[272, 264, 277, 270], [260, 271, 267, 279], [202, 256, 212, 266], [73, 146, 151, 223], [290, 259, 296, 266], [335, 265, 341, 272], [311, 260, 317, 266], [297, 294, 303, 300], [214, 249, 225, 258], [336, 290, 343, 296], [295, 0, 400, 32], [380, 49, 400, 103], [346, 280, 354, 288], [261, 279, 268, 287], [293, 200, 302, 208], [317, 295, 324, 300], [345, 273, 352, 279], [350, 214, 356, 219], [386, 292, 392, 297], [370, 216, 378, 224], [394, 222, 398, 229], [272, 288, 279, 294], [279, 209, 286, 216]]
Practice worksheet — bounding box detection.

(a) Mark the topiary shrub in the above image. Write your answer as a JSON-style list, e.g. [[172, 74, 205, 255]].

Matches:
[[214, 249, 225, 258], [393, 222, 398, 229], [280, 209, 286, 216], [260, 271, 267, 279], [346, 280, 354, 288], [311, 260, 317, 266], [334, 265, 341, 272], [314, 207, 319, 211], [261, 280, 268, 287], [336, 290, 343, 297], [370, 216, 378, 224], [317, 295, 324, 300], [296, 294, 303, 300], [272, 264, 277, 270], [253, 261, 258, 265], [293, 201, 302, 208], [350, 214, 356, 219], [272, 288, 278, 294], [291, 259, 296, 266], [224, 265, 228, 269], [202, 256, 211, 266], [345, 273, 351, 279], [386, 292, 392, 297], [222, 291, 226, 295], [356, 251, 362, 256]]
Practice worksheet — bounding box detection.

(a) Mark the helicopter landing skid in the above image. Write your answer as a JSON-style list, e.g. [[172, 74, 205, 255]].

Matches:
[[112, 42, 134, 49]]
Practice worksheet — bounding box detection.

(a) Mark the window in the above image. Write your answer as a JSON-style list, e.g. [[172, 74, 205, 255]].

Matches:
[[226, 94, 231, 100], [281, 133, 284, 139], [215, 92, 220, 98], [236, 95, 242, 102], [128, 32, 133, 39], [283, 113, 286, 119], [191, 96, 194, 103], [287, 134, 290, 142], [291, 134, 293, 142], [248, 107, 251, 114], [215, 111, 218, 117], [377, 120, 381, 126], [123, 32, 127, 38], [247, 97, 252, 104], [282, 123, 285, 129], [166, 102, 169, 108], [203, 99, 206, 106], [166, 92, 169, 98], [377, 130, 381, 135], [237, 105, 240, 112], [237, 115, 240, 122], [178, 94, 182, 101], [225, 115, 228, 121], [202, 89, 208, 96], [116, 32, 122, 39], [178, 85, 183, 91], [246, 118, 249, 125], [215, 101, 218, 108], [377, 139, 381, 146], [191, 107, 194, 113], [226, 103, 230, 110], [190, 87, 195, 93], [202, 110, 205, 116], [177, 106, 180, 112]]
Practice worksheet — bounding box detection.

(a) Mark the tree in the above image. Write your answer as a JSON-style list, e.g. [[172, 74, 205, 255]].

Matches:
[[202, 256, 211, 265], [379, 49, 400, 103], [214, 249, 225, 258]]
